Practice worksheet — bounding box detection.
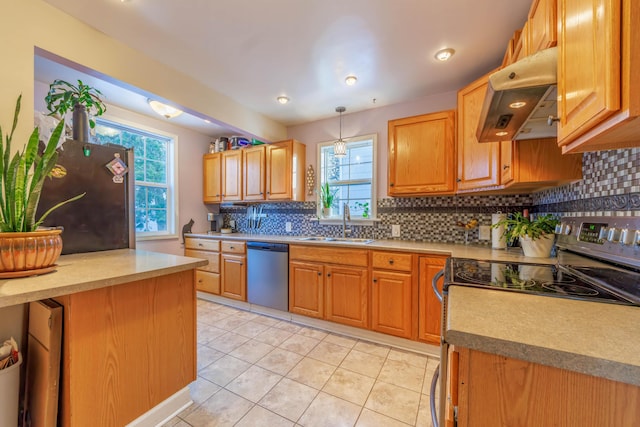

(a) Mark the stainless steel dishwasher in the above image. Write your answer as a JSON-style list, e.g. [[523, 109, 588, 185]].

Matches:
[[247, 241, 289, 311]]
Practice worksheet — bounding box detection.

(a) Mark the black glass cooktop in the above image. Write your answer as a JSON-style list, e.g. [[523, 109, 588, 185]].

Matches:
[[446, 258, 639, 306]]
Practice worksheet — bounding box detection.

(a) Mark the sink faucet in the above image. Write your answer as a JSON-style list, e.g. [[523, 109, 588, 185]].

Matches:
[[343, 203, 352, 237]]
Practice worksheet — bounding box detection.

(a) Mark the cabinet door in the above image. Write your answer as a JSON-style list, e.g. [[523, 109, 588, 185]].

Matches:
[[418, 256, 447, 345], [325, 265, 368, 328], [196, 270, 220, 295], [557, 0, 620, 146], [371, 270, 413, 339], [527, 0, 557, 54], [289, 261, 324, 318], [203, 153, 221, 203], [388, 110, 455, 195], [457, 74, 501, 191], [221, 254, 246, 301], [243, 145, 266, 201], [221, 150, 243, 201], [500, 140, 514, 186], [266, 140, 292, 200]]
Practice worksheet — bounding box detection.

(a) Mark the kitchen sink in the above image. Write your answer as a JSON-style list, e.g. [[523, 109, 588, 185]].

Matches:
[[296, 237, 375, 244]]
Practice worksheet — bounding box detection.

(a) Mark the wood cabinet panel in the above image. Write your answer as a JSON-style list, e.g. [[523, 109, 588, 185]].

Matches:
[[371, 270, 413, 339], [500, 141, 514, 186], [289, 261, 324, 318], [185, 237, 220, 252], [221, 240, 246, 254], [203, 153, 221, 203], [55, 271, 196, 427], [243, 145, 266, 201], [221, 254, 246, 301], [457, 73, 501, 191], [387, 110, 456, 195], [184, 249, 220, 273], [371, 251, 413, 272], [527, 0, 557, 54], [196, 270, 220, 295], [325, 265, 368, 328], [290, 245, 369, 267], [221, 150, 243, 201], [265, 139, 306, 201], [418, 256, 446, 345]]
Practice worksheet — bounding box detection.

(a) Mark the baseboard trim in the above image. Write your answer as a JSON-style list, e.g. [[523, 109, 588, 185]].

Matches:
[[125, 387, 192, 427]]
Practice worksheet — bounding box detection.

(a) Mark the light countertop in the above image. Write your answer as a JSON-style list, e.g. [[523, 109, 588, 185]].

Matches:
[[0, 249, 207, 308], [446, 285, 640, 386]]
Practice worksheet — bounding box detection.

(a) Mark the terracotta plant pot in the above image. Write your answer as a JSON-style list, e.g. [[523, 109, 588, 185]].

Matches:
[[520, 234, 555, 258], [0, 229, 63, 277]]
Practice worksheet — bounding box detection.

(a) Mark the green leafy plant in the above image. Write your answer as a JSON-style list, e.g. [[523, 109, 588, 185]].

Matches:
[[492, 212, 559, 243], [45, 79, 106, 128], [0, 95, 85, 232], [355, 201, 370, 218], [318, 182, 338, 209]]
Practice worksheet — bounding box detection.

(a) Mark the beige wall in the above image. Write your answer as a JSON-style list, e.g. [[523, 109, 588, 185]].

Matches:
[[1, 0, 286, 151], [287, 91, 457, 200]]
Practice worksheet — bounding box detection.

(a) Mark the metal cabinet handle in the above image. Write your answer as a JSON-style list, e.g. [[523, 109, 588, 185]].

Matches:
[[230, 246, 234, 249], [327, 273, 331, 277], [503, 164, 510, 170], [373, 278, 377, 283], [198, 243, 203, 247], [317, 272, 322, 276], [388, 259, 394, 264], [432, 268, 444, 303], [389, 183, 394, 187], [430, 363, 440, 427], [456, 178, 462, 182]]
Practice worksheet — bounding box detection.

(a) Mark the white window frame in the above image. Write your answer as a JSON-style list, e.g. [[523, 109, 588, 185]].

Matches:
[[94, 116, 179, 241], [316, 133, 377, 223]]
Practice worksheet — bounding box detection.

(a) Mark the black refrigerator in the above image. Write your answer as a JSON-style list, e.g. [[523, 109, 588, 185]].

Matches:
[[37, 140, 135, 254]]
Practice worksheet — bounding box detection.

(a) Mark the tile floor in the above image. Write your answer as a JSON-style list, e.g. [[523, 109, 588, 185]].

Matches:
[[163, 299, 439, 427]]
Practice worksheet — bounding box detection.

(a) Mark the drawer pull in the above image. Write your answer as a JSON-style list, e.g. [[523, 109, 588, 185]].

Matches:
[[198, 243, 203, 247], [388, 259, 394, 264], [373, 278, 377, 283], [317, 272, 322, 276], [327, 273, 331, 277], [230, 246, 235, 249]]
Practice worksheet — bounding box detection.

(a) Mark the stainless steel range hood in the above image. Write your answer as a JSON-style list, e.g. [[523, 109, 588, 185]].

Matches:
[[476, 46, 558, 142]]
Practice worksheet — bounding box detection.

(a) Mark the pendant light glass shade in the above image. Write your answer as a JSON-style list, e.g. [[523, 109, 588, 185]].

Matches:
[[147, 99, 183, 119], [334, 106, 347, 158]]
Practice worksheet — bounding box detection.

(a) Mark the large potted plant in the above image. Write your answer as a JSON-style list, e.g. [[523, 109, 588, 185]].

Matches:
[[44, 79, 106, 143], [0, 95, 84, 277], [318, 182, 338, 217], [492, 212, 559, 258]]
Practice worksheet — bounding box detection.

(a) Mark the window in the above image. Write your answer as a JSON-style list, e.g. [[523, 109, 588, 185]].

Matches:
[[93, 118, 177, 239], [317, 134, 376, 220]]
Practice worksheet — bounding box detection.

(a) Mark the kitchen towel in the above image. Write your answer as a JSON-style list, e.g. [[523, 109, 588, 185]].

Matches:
[[492, 213, 507, 249]]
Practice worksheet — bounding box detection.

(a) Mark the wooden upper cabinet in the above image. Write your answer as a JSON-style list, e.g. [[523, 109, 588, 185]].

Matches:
[[558, 0, 640, 153], [456, 72, 501, 192], [500, 141, 514, 186], [266, 139, 306, 201], [243, 145, 266, 201], [513, 19, 530, 62], [221, 150, 243, 201], [527, 0, 557, 54], [388, 110, 456, 196], [203, 153, 221, 203]]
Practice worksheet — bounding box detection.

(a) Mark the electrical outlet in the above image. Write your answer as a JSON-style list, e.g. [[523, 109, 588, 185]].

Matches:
[[229, 220, 236, 229], [391, 224, 401, 237], [479, 225, 491, 240], [285, 222, 292, 232]]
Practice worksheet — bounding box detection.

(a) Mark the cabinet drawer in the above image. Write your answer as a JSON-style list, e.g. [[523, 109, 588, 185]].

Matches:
[[184, 249, 220, 273], [221, 241, 246, 254], [185, 237, 220, 251], [195, 270, 220, 295], [372, 251, 413, 272], [290, 245, 369, 267]]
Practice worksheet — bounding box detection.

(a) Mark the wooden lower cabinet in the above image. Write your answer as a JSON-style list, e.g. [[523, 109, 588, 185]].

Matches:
[[54, 270, 196, 427], [371, 270, 413, 339], [289, 261, 324, 318], [195, 270, 220, 295], [221, 253, 246, 301], [325, 265, 368, 328], [454, 347, 640, 427], [418, 256, 446, 345]]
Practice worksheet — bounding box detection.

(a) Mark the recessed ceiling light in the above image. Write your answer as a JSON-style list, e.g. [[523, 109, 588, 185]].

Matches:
[[277, 96, 290, 104], [509, 101, 527, 109], [345, 75, 358, 86], [147, 99, 183, 119], [434, 48, 455, 62], [496, 131, 509, 137]]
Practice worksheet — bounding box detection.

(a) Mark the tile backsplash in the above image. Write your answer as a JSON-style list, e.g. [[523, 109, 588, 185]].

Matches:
[[219, 147, 640, 243]]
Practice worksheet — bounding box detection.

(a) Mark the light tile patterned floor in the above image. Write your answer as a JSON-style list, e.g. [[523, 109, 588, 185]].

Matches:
[[163, 299, 438, 427]]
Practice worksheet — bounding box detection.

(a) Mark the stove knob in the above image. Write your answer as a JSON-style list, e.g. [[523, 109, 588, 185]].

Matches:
[[634, 230, 640, 246], [563, 224, 572, 235], [607, 227, 621, 243], [555, 223, 562, 234], [598, 227, 609, 241], [620, 228, 634, 245]]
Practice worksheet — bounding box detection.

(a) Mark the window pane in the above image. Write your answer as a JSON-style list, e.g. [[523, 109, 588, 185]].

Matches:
[[147, 186, 167, 209], [145, 160, 166, 184], [145, 138, 167, 162]]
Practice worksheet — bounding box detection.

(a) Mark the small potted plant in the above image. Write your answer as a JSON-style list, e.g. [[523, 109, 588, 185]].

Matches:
[[318, 182, 338, 217], [45, 79, 106, 143], [492, 212, 559, 258], [0, 95, 85, 276], [355, 201, 370, 218]]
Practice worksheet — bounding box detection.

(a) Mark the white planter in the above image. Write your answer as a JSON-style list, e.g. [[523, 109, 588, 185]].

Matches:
[[520, 234, 555, 258]]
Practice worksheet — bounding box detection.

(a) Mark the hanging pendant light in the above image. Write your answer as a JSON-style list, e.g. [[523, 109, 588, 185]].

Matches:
[[334, 106, 347, 158]]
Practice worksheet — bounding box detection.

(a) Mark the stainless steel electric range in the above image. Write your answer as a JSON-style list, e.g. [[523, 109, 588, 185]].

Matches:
[[430, 215, 640, 427]]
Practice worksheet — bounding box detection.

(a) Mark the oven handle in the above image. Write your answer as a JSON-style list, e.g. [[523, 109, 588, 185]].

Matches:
[[430, 363, 440, 427], [432, 268, 444, 303]]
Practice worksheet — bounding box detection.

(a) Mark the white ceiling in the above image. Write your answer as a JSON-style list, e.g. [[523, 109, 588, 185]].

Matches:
[[38, 0, 531, 136]]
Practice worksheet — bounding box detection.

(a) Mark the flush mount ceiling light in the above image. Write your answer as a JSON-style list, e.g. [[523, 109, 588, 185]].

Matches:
[[277, 96, 290, 104], [434, 47, 456, 62], [333, 106, 347, 158], [147, 99, 183, 119], [345, 75, 358, 86]]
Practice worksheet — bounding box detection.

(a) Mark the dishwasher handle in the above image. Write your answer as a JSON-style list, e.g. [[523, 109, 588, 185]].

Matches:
[[430, 363, 440, 427], [246, 241, 289, 252], [432, 268, 444, 303]]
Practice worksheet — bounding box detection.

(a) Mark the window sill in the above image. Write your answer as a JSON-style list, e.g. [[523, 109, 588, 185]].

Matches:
[[312, 218, 380, 226], [136, 233, 179, 242]]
